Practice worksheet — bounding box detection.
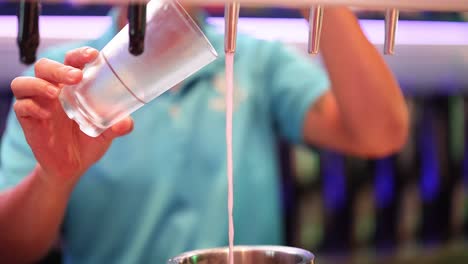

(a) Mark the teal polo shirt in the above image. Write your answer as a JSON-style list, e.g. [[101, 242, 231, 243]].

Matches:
[[0, 12, 330, 264]]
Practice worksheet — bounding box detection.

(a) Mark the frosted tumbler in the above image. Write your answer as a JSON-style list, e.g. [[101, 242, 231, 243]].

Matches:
[[59, 0, 218, 137]]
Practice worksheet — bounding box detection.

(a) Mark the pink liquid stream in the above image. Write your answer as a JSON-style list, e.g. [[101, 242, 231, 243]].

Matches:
[[225, 52, 235, 264]]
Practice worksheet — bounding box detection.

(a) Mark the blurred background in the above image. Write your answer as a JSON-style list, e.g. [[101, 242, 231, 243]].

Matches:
[[1, 1, 468, 263]]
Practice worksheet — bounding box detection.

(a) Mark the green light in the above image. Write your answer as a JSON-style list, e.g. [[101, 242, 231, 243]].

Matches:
[[190, 255, 198, 264]]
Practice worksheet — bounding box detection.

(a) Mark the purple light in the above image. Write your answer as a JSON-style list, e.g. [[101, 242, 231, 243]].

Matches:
[[207, 17, 468, 45], [374, 157, 395, 209], [322, 151, 346, 211], [0, 16, 112, 40], [419, 106, 440, 203], [1, 15, 467, 45]]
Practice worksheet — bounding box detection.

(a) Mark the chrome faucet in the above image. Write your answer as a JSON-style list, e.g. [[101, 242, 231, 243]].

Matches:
[[308, 5, 324, 55], [225, 2, 240, 53], [384, 8, 399, 55]]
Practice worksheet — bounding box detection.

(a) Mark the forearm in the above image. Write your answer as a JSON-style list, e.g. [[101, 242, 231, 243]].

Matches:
[[320, 8, 408, 148], [0, 165, 75, 263]]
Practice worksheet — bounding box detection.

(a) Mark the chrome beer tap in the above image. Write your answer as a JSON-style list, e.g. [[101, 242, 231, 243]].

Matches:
[[384, 8, 399, 55], [225, 2, 240, 53], [308, 5, 324, 55]]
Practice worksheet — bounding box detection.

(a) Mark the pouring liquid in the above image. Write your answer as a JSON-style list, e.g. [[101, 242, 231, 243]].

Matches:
[[225, 52, 235, 264]]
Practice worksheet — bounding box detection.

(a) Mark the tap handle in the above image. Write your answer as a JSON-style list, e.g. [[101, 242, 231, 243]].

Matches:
[[17, 0, 40, 65], [224, 2, 240, 53], [384, 8, 399, 55], [128, 3, 147, 56], [308, 5, 324, 55]]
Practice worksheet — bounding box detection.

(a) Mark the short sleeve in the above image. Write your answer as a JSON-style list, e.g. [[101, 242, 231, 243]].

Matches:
[[266, 42, 330, 144]]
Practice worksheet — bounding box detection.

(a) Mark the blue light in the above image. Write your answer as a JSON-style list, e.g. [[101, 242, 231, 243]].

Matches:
[[419, 106, 440, 202], [374, 157, 395, 209], [323, 151, 346, 212]]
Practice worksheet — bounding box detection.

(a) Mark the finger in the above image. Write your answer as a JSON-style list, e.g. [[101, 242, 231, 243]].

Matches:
[[34, 58, 83, 85], [64, 46, 99, 69], [101, 117, 134, 140], [14, 99, 51, 119], [11, 77, 60, 100]]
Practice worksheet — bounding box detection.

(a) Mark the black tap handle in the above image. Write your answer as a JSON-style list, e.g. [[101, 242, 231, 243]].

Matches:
[[128, 3, 146, 56], [17, 0, 40, 65]]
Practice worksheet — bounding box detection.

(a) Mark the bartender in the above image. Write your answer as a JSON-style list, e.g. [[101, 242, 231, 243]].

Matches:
[[0, 4, 408, 263]]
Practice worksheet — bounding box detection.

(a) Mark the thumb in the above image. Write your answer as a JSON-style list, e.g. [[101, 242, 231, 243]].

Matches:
[[100, 117, 134, 140]]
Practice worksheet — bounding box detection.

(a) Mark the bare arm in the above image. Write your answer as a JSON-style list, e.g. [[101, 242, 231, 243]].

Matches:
[[0, 47, 133, 262], [0, 166, 75, 263], [303, 8, 409, 157]]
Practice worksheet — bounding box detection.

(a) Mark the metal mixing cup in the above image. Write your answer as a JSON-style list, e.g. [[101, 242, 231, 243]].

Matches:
[[167, 245, 315, 264]]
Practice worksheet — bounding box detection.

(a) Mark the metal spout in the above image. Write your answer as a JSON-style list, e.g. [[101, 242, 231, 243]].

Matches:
[[17, 0, 40, 65], [224, 2, 240, 53], [384, 8, 399, 55], [308, 5, 324, 55], [128, 3, 147, 56]]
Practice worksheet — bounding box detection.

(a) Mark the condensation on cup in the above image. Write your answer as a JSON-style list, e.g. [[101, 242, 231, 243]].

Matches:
[[59, 0, 218, 137]]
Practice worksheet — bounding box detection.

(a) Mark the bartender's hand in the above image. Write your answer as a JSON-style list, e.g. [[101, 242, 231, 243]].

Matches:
[[10, 47, 134, 186]]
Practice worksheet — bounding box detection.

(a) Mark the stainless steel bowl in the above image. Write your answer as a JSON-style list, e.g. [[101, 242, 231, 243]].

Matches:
[[167, 245, 315, 264]]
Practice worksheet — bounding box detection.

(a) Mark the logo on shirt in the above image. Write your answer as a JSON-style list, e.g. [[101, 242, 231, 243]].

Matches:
[[209, 73, 247, 112]]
